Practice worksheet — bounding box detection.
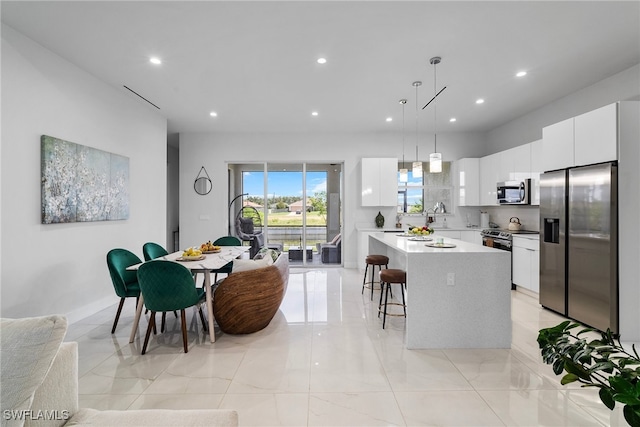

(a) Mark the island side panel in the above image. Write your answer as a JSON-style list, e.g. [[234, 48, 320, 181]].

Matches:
[[406, 251, 512, 349]]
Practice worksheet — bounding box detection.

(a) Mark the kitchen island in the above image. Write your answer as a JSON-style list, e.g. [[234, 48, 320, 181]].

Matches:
[[369, 232, 511, 349]]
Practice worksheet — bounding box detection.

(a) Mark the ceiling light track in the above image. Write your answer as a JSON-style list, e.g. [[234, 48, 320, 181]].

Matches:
[[123, 85, 161, 110]]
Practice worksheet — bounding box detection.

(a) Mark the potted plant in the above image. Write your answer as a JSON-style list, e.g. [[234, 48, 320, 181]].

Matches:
[[537, 321, 640, 426]]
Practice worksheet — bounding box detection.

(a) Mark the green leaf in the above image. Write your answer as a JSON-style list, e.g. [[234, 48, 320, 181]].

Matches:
[[564, 360, 591, 381], [552, 359, 565, 375], [613, 394, 640, 406], [561, 373, 579, 385], [623, 405, 640, 427], [610, 376, 635, 394], [599, 387, 616, 410]]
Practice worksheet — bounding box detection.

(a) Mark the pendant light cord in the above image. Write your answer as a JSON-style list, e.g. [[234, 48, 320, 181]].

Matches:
[[415, 83, 419, 162], [433, 61, 437, 153]]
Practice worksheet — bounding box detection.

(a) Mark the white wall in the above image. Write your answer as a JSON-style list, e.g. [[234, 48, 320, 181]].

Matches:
[[486, 64, 640, 153], [1, 25, 167, 321], [179, 131, 486, 268]]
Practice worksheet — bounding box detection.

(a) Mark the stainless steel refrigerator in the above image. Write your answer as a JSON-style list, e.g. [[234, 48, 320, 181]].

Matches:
[[539, 162, 618, 333]]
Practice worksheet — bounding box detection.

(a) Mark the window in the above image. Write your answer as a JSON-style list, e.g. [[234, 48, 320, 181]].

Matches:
[[397, 162, 452, 214]]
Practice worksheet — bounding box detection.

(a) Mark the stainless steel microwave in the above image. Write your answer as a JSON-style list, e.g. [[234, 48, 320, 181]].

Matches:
[[497, 179, 531, 205]]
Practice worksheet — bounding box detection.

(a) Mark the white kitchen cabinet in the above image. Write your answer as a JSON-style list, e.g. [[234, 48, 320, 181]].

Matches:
[[542, 117, 574, 171], [479, 153, 500, 206], [512, 235, 539, 294], [511, 144, 531, 181], [456, 158, 480, 206], [530, 139, 542, 206], [574, 103, 617, 166], [361, 158, 398, 206], [460, 230, 482, 245], [434, 230, 461, 240]]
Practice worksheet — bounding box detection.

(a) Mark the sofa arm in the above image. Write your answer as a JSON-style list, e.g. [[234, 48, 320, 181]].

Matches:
[[26, 342, 78, 427], [67, 409, 238, 426]]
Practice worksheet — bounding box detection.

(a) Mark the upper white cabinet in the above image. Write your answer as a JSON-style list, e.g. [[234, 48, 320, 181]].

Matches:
[[457, 158, 480, 206], [530, 139, 542, 206], [542, 117, 574, 171], [361, 158, 398, 206], [479, 153, 500, 206], [542, 102, 624, 172], [574, 103, 617, 166], [510, 144, 531, 181]]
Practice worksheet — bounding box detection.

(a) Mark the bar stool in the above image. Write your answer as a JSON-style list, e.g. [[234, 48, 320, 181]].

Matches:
[[378, 268, 406, 329], [362, 255, 389, 300]]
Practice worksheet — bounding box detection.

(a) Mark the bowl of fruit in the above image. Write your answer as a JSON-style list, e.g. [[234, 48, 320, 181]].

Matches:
[[410, 226, 433, 235], [408, 226, 434, 240], [180, 247, 204, 261], [200, 241, 221, 254]]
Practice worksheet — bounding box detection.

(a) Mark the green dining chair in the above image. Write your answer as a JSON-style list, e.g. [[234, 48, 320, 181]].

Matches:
[[142, 242, 177, 331], [211, 236, 242, 281], [106, 248, 142, 334], [142, 242, 169, 261], [137, 260, 208, 354]]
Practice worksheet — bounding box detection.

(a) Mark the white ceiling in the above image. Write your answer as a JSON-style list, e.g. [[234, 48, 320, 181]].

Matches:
[[2, 1, 639, 135]]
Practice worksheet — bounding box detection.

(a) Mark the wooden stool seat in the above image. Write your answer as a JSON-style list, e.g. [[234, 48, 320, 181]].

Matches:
[[380, 269, 406, 284], [378, 268, 407, 329], [362, 255, 389, 300], [365, 255, 389, 265]]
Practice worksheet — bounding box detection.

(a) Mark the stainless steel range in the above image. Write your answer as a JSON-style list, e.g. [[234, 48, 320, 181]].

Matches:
[[481, 229, 539, 288]]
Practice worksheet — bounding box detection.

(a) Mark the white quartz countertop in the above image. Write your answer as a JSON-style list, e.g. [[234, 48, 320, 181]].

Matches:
[[356, 226, 482, 232], [369, 232, 501, 254]]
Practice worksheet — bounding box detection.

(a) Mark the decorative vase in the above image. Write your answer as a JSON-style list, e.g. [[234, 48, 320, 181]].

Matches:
[[375, 211, 385, 228]]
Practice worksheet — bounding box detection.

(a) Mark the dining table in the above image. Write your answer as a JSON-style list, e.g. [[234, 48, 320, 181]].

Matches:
[[126, 245, 249, 343]]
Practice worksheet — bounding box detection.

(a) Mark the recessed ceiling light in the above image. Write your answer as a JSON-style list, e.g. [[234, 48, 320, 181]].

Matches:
[[209, 111, 217, 117], [476, 99, 485, 104], [311, 111, 319, 116], [449, 118, 457, 122], [149, 57, 162, 65], [317, 58, 327, 64], [516, 71, 527, 77], [386, 117, 393, 122]]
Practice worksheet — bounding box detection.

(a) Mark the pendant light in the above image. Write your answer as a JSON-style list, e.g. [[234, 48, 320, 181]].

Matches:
[[429, 57, 443, 173], [412, 81, 423, 178], [399, 99, 408, 183]]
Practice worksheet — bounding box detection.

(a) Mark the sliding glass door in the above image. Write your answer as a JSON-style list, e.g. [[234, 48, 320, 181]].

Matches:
[[228, 162, 342, 267]]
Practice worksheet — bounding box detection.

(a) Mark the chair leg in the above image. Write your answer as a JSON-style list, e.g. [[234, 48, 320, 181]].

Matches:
[[174, 311, 178, 318], [369, 265, 376, 300], [142, 311, 156, 355], [378, 281, 385, 318], [361, 264, 369, 294], [161, 312, 166, 333], [198, 306, 208, 332], [111, 297, 125, 334], [180, 309, 189, 353], [383, 281, 391, 329]]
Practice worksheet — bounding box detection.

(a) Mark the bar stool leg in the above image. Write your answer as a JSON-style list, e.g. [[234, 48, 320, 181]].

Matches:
[[361, 264, 369, 295], [370, 265, 377, 300], [382, 280, 392, 329], [378, 280, 385, 317]]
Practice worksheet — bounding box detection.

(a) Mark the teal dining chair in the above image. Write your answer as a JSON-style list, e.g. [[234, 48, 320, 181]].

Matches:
[[142, 242, 178, 332], [142, 242, 169, 261], [211, 236, 242, 281], [106, 248, 142, 334], [137, 260, 208, 354]]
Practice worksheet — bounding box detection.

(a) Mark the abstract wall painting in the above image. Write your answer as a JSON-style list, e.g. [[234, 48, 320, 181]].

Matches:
[[41, 135, 129, 224]]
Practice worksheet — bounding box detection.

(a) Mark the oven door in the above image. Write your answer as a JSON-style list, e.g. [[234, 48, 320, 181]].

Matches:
[[482, 236, 512, 251]]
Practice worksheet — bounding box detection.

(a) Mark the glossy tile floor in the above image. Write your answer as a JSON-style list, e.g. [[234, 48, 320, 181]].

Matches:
[[68, 268, 627, 426]]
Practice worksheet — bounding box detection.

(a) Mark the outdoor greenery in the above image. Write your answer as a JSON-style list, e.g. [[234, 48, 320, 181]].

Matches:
[[538, 320, 640, 426]]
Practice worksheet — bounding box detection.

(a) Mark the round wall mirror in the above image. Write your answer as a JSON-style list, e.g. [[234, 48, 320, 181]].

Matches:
[[194, 177, 212, 195]]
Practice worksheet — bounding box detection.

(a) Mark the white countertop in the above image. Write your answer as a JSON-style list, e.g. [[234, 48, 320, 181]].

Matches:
[[370, 232, 501, 254], [512, 233, 540, 240], [356, 226, 482, 232]]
